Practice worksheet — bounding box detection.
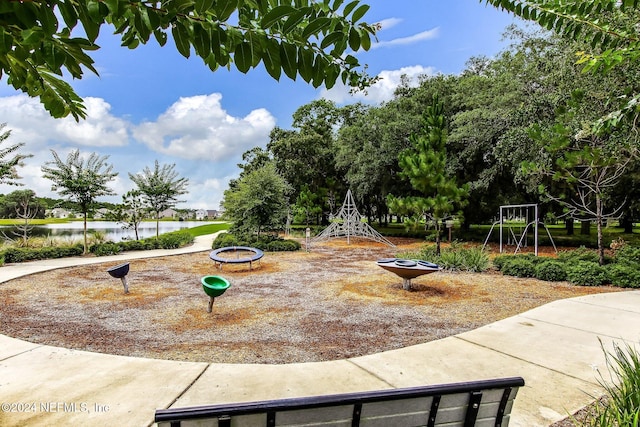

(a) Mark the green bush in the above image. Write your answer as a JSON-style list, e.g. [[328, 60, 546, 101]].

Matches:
[[439, 246, 490, 272], [558, 246, 600, 263], [613, 245, 640, 267], [264, 239, 301, 251], [91, 243, 123, 256], [501, 257, 536, 278], [566, 261, 609, 286], [607, 264, 640, 288], [492, 254, 511, 271], [1, 245, 84, 263], [534, 260, 567, 282], [156, 230, 194, 249], [212, 232, 300, 252]]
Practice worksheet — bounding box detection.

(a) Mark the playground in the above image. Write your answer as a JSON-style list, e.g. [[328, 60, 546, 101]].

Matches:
[[0, 238, 618, 364]]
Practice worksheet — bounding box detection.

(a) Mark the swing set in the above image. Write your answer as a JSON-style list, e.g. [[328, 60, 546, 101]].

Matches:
[[482, 204, 557, 255]]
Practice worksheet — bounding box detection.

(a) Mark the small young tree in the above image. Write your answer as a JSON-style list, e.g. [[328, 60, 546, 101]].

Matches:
[[109, 190, 148, 240], [387, 96, 469, 255], [222, 162, 289, 236], [41, 149, 118, 254], [129, 161, 189, 238]]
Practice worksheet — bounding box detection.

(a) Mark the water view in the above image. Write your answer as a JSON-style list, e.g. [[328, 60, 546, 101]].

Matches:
[[0, 221, 219, 242]]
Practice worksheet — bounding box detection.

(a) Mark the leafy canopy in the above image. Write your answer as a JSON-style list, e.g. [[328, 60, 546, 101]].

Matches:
[[0, 0, 377, 120]]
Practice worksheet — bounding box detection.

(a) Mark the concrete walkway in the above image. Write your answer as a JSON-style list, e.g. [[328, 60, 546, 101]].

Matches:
[[1, 234, 639, 426]]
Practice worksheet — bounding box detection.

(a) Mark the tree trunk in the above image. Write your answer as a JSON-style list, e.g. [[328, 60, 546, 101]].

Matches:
[[620, 216, 634, 234], [83, 212, 88, 254], [565, 218, 574, 235], [580, 220, 591, 235], [596, 196, 605, 266]]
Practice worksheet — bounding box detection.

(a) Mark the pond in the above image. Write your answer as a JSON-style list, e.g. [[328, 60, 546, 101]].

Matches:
[[0, 221, 219, 242]]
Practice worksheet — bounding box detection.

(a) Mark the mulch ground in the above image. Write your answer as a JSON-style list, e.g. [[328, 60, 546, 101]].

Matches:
[[0, 238, 620, 365]]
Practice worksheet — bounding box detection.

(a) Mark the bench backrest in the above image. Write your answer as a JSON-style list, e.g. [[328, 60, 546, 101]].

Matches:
[[155, 377, 524, 427]]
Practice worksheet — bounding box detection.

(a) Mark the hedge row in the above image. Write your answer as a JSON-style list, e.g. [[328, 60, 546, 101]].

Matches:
[[494, 246, 640, 288], [0, 230, 195, 264], [213, 232, 301, 252]]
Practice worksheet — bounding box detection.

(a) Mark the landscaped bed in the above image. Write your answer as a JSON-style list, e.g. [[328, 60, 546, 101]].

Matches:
[[0, 238, 620, 364]]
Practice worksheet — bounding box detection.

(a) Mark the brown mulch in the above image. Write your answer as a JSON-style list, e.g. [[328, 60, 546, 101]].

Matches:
[[0, 238, 620, 365]]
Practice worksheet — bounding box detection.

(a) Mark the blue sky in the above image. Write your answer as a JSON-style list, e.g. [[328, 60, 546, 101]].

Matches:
[[0, 0, 518, 210]]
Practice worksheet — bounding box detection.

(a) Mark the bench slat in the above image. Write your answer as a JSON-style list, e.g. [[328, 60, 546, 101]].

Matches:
[[155, 377, 524, 427]]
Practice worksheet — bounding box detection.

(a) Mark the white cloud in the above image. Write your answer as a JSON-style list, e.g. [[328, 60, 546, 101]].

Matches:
[[132, 93, 276, 162], [372, 28, 440, 50], [0, 95, 129, 149], [376, 18, 402, 31], [54, 98, 129, 147], [321, 65, 438, 104]]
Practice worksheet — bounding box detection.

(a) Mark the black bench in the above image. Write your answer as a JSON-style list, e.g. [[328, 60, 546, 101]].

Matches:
[[155, 377, 524, 427]]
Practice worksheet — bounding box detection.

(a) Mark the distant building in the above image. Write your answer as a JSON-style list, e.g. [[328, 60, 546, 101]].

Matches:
[[158, 208, 178, 219], [195, 209, 208, 220], [49, 208, 72, 218], [93, 208, 109, 219]]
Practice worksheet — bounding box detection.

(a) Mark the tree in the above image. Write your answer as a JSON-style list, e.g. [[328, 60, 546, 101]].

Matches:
[[109, 189, 148, 240], [222, 162, 289, 236], [1, 0, 377, 120], [0, 123, 31, 186], [41, 149, 118, 253], [129, 160, 189, 237], [0, 190, 44, 246], [525, 95, 638, 265], [387, 96, 469, 255], [482, 0, 640, 130]]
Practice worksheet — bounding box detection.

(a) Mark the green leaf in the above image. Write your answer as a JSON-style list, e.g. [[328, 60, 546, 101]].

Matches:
[[261, 38, 281, 80], [234, 42, 252, 73], [261, 5, 296, 29], [280, 42, 297, 80], [351, 4, 369, 23], [172, 22, 191, 58], [302, 17, 331, 39], [320, 31, 345, 49], [348, 26, 360, 51], [195, 0, 215, 14], [282, 9, 307, 34], [193, 24, 211, 57], [215, 0, 238, 21], [342, 0, 359, 17], [297, 47, 314, 82]]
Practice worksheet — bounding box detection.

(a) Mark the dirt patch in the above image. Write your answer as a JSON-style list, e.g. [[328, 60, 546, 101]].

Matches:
[[0, 238, 619, 364]]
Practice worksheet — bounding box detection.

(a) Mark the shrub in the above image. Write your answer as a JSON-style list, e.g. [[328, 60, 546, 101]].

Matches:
[[585, 341, 640, 426], [91, 243, 122, 257], [534, 260, 567, 282], [501, 257, 536, 278], [213, 232, 300, 252], [156, 230, 194, 249], [439, 246, 490, 272], [264, 239, 301, 251], [558, 246, 600, 264], [492, 255, 511, 271], [566, 261, 609, 286], [613, 245, 640, 267], [607, 264, 640, 288], [1, 245, 84, 263]]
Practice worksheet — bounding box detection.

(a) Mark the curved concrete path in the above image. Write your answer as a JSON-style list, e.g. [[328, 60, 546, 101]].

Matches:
[[1, 234, 639, 426]]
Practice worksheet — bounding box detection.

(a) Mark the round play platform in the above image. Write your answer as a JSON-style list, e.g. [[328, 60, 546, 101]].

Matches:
[[209, 246, 264, 270]]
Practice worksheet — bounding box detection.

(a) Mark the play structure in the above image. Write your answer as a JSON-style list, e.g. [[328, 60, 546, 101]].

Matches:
[[377, 258, 441, 290], [201, 275, 231, 312], [107, 262, 130, 294], [209, 246, 264, 270], [482, 204, 557, 255], [314, 189, 395, 247]]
